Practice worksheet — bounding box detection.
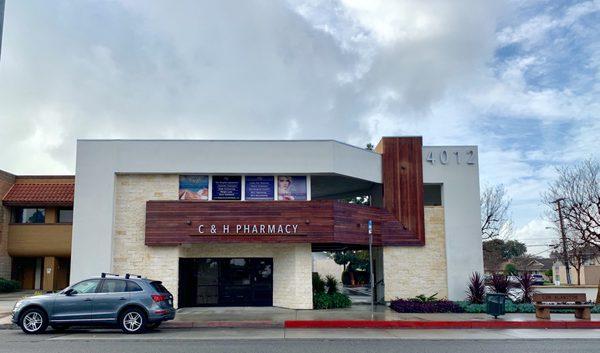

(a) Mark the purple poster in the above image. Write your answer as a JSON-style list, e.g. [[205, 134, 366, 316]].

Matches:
[[212, 176, 242, 200], [277, 176, 307, 201], [245, 176, 274, 200]]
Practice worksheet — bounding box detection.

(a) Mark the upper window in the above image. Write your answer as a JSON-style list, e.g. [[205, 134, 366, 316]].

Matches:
[[12, 208, 45, 224], [424, 184, 443, 206], [57, 209, 73, 223], [70, 279, 101, 294], [99, 279, 127, 293]]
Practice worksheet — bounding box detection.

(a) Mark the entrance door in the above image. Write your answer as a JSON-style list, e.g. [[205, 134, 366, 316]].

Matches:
[[178, 258, 273, 307]]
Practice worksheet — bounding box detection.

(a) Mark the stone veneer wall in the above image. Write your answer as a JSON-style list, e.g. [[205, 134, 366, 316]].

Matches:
[[383, 206, 448, 300], [113, 175, 181, 305], [181, 244, 313, 309], [113, 174, 312, 309]]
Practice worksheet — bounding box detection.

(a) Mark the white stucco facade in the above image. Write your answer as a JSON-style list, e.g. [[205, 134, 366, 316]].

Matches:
[[71, 139, 482, 307]]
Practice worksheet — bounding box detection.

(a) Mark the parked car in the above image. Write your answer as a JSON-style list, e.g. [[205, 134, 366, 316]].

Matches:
[[12, 273, 175, 334], [531, 274, 545, 285], [507, 275, 520, 284]]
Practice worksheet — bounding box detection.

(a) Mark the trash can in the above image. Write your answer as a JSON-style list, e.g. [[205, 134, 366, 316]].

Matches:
[[486, 293, 506, 319]]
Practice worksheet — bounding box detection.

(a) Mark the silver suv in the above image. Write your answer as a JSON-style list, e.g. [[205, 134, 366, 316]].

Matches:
[[12, 273, 175, 334]]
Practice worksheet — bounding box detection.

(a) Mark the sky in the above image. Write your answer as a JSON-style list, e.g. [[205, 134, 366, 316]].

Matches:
[[0, 0, 599, 255]]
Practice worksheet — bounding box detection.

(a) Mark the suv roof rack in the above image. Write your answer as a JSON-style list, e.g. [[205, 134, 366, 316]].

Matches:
[[125, 273, 143, 279], [101, 272, 120, 278]]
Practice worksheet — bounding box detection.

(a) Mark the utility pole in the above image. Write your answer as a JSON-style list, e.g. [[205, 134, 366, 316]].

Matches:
[[553, 198, 572, 285]]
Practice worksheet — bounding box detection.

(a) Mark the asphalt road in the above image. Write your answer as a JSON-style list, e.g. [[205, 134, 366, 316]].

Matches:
[[1, 329, 600, 353], [1, 337, 599, 353]]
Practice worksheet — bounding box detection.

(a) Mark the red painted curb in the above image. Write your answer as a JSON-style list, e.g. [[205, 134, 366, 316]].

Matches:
[[284, 320, 600, 329]]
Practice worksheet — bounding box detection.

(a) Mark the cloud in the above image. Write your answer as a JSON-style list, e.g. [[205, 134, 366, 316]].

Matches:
[[0, 1, 598, 246]]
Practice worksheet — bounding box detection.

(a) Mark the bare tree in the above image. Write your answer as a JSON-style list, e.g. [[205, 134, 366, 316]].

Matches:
[[481, 184, 512, 239], [543, 159, 600, 251]]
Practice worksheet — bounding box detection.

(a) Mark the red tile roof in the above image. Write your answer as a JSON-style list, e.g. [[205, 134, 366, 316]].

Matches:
[[2, 183, 74, 207]]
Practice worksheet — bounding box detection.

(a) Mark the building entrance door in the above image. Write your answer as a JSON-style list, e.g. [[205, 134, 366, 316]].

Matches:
[[178, 258, 273, 307]]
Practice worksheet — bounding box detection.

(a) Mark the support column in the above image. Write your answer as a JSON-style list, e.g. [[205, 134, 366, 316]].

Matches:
[[42, 256, 57, 291]]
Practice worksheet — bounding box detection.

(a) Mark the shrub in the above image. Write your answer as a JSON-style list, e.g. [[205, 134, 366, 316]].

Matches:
[[0, 278, 20, 293], [490, 273, 514, 294], [312, 273, 326, 294], [466, 272, 486, 304], [325, 275, 339, 295], [390, 298, 463, 313], [517, 273, 537, 303], [409, 293, 438, 302], [504, 263, 518, 276], [313, 292, 352, 309]]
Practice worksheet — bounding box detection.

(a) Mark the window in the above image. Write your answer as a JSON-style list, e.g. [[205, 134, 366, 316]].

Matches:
[[99, 279, 127, 293], [150, 281, 170, 294], [126, 281, 143, 292], [12, 208, 45, 223], [57, 209, 73, 223], [424, 184, 442, 206], [70, 279, 100, 294]]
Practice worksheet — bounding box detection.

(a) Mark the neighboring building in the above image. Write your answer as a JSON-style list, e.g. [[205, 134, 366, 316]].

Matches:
[[69, 137, 483, 308], [0, 170, 74, 291], [554, 259, 600, 286], [502, 257, 552, 276]]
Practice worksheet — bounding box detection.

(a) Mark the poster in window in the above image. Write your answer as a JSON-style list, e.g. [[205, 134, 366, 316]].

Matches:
[[277, 176, 307, 201], [245, 176, 274, 200], [179, 175, 209, 200], [212, 176, 242, 200]]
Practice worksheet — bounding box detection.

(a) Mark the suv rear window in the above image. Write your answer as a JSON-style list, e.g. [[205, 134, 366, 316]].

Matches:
[[150, 281, 169, 293]]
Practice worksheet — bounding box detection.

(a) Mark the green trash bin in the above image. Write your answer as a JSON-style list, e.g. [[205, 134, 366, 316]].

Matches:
[[486, 293, 506, 319]]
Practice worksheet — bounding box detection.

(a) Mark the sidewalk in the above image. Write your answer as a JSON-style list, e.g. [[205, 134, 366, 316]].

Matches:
[[167, 305, 600, 329], [2, 302, 599, 330]]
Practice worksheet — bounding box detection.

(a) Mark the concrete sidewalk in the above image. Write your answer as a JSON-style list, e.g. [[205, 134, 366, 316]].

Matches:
[[168, 305, 600, 329], [2, 302, 599, 330]]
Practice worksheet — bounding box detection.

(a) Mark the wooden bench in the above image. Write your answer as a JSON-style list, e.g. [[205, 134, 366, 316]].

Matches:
[[533, 293, 594, 320]]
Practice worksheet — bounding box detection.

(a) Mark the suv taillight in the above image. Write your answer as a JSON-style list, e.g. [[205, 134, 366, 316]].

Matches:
[[152, 294, 167, 302]]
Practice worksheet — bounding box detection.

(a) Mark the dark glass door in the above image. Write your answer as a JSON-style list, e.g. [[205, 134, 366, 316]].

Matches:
[[178, 258, 273, 307]]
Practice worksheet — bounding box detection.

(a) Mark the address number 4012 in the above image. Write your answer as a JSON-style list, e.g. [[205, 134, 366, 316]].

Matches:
[[426, 150, 476, 165]]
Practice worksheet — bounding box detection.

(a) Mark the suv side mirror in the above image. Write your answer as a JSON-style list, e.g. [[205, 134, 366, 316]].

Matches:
[[64, 289, 75, 296]]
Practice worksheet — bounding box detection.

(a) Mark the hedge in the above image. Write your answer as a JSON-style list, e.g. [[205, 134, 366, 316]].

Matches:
[[390, 299, 600, 314], [0, 278, 21, 293], [390, 299, 463, 313], [313, 292, 352, 309]]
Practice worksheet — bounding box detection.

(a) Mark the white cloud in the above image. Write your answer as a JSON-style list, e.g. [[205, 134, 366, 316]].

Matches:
[[0, 0, 598, 242], [514, 219, 557, 256]]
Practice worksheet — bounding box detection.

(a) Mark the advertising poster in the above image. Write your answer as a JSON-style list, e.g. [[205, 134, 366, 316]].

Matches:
[[179, 175, 209, 200], [212, 175, 242, 200], [245, 176, 274, 200], [277, 176, 307, 201]]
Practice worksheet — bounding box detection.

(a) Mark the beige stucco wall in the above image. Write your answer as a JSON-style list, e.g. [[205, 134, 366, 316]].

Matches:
[[383, 206, 448, 300], [112, 174, 312, 309]]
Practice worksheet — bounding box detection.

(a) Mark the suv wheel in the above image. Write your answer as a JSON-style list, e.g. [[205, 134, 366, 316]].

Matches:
[[120, 308, 147, 334], [20, 308, 48, 334]]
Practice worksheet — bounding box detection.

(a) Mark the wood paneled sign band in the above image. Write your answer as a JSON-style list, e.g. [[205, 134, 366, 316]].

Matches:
[[196, 223, 300, 235], [145, 200, 417, 246]]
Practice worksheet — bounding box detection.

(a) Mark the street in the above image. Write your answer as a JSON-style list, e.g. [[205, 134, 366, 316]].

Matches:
[[1, 329, 600, 353]]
